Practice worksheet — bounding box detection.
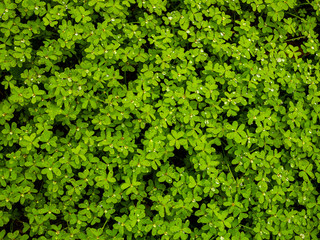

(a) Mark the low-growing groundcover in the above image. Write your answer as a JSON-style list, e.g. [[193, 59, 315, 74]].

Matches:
[[1, 0, 320, 239]]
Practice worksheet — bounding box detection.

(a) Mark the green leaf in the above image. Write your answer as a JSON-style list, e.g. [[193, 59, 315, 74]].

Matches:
[[224, 216, 234, 228], [0, 230, 5, 239], [188, 176, 196, 188], [39, 130, 52, 142], [7, 230, 19, 239], [47, 169, 53, 180], [258, 194, 264, 204], [52, 167, 61, 177]]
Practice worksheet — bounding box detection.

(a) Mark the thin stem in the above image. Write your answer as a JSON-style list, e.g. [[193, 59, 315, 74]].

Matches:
[[239, 224, 254, 231], [222, 141, 236, 181], [39, 180, 44, 193], [227, 160, 236, 181], [298, 3, 311, 6], [169, 1, 182, 12], [10, 221, 14, 232], [93, 95, 106, 103], [124, 70, 127, 86], [61, 220, 70, 231], [285, 36, 306, 42], [250, 146, 260, 153], [50, 192, 53, 204], [287, 12, 305, 21], [102, 219, 108, 231]]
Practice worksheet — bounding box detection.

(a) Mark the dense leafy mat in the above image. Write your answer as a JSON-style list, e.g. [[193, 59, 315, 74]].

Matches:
[[1, 0, 320, 239]]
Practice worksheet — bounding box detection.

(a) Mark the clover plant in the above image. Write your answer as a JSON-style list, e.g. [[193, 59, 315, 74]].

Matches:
[[1, 0, 320, 239]]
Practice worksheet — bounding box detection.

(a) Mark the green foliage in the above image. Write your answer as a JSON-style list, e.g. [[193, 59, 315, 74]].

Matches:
[[1, 0, 320, 239]]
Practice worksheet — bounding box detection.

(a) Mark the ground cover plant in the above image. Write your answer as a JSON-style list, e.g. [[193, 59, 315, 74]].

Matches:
[[1, 0, 320, 239]]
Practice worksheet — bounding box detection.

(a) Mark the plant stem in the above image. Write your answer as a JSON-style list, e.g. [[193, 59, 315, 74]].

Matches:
[[298, 3, 311, 6], [93, 95, 106, 103], [240, 224, 254, 231], [102, 219, 108, 230], [250, 146, 260, 153], [287, 12, 305, 21], [285, 36, 306, 42], [124, 70, 127, 86], [221, 141, 236, 181]]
